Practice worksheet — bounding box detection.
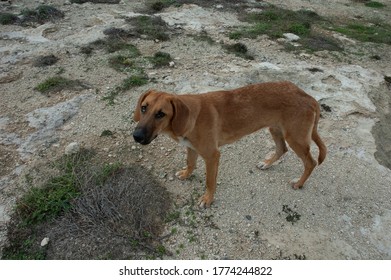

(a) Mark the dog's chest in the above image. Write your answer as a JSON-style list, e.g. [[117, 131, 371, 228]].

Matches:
[[178, 136, 195, 149]]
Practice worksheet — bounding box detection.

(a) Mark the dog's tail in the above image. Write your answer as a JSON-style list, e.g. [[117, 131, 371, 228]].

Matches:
[[312, 108, 327, 165]]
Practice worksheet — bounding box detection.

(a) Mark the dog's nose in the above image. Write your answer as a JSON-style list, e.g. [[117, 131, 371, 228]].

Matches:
[[133, 127, 146, 144]]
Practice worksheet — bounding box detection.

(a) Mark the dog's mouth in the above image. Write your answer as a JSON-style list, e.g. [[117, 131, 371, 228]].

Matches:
[[133, 127, 157, 145]]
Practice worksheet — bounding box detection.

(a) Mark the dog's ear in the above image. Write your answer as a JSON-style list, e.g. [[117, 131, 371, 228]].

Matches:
[[134, 90, 153, 121], [170, 97, 193, 136]]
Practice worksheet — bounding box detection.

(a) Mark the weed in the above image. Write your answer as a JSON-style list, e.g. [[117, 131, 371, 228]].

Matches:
[[70, 0, 120, 3], [21, 5, 64, 25], [149, 51, 172, 67], [145, 0, 178, 12], [100, 129, 114, 137], [109, 54, 135, 71], [127, 16, 170, 41], [231, 7, 322, 39], [94, 162, 122, 185], [190, 30, 215, 45], [300, 35, 342, 52], [3, 150, 173, 259], [16, 175, 80, 225], [33, 55, 59, 67], [103, 75, 148, 105], [365, 1, 386, 8], [333, 23, 391, 44], [229, 5, 346, 52], [34, 76, 90, 95], [223, 42, 254, 60], [165, 211, 181, 223], [121, 75, 149, 89], [0, 12, 18, 25]]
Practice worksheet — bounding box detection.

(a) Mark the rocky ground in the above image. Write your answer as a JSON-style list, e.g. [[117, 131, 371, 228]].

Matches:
[[1, 0, 391, 259]]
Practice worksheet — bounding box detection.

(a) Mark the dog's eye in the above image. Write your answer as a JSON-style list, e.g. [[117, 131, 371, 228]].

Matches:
[[141, 105, 147, 113], [155, 111, 166, 119]]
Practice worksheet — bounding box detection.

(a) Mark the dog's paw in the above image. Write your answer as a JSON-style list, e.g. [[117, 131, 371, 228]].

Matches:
[[290, 178, 302, 189], [175, 169, 190, 180], [198, 193, 214, 209], [257, 161, 271, 170]]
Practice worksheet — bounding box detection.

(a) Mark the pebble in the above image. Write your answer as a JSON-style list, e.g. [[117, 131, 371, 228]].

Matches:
[[64, 142, 80, 155], [41, 237, 50, 247], [283, 33, 300, 41]]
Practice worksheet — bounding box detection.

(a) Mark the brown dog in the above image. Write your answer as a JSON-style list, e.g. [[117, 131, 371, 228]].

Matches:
[[133, 81, 327, 207]]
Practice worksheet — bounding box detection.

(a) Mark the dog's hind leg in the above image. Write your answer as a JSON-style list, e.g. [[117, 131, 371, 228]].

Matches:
[[257, 126, 288, 170], [285, 135, 317, 189]]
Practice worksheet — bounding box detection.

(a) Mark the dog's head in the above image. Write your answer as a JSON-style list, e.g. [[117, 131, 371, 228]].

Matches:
[[133, 90, 192, 145]]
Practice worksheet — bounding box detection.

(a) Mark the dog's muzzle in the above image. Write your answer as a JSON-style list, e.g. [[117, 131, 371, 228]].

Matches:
[[133, 127, 154, 145]]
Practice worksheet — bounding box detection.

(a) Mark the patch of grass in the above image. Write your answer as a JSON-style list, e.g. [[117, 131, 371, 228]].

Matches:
[[34, 76, 90, 95], [100, 129, 114, 137], [127, 16, 170, 41], [86, 38, 139, 54], [145, 0, 178, 12], [16, 175, 80, 226], [21, 5, 64, 25], [102, 75, 148, 105], [3, 149, 173, 259], [231, 7, 322, 39], [365, 1, 386, 8], [149, 51, 172, 67], [33, 55, 59, 67], [229, 5, 347, 52], [190, 30, 215, 45], [120, 75, 149, 89], [109, 54, 136, 71], [300, 35, 343, 52], [70, 0, 120, 3], [333, 23, 391, 44], [94, 162, 122, 185], [223, 42, 254, 60], [16, 149, 93, 227], [0, 12, 18, 25]]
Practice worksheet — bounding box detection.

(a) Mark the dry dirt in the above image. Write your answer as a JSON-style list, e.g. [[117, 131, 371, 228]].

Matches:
[[1, 0, 391, 259]]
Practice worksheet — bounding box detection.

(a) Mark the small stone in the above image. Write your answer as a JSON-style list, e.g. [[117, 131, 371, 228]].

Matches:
[[41, 237, 50, 247], [283, 33, 300, 42], [169, 61, 175, 67], [65, 142, 80, 155]]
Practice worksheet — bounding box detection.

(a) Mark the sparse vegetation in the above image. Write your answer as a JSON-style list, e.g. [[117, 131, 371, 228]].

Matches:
[[34, 76, 90, 95], [333, 23, 391, 45], [0, 12, 18, 25], [20, 5, 64, 25], [70, 0, 120, 3], [149, 51, 173, 67], [1, 5, 64, 25], [228, 5, 344, 52], [102, 75, 149, 105], [365, 1, 386, 8], [230, 7, 322, 40], [190, 30, 215, 45], [127, 16, 170, 41], [223, 42, 254, 60], [33, 55, 59, 67], [3, 149, 172, 259]]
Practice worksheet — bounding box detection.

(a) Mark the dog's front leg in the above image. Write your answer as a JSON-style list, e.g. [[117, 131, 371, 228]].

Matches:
[[199, 150, 220, 208], [176, 147, 198, 180]]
